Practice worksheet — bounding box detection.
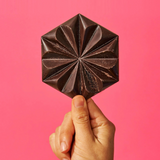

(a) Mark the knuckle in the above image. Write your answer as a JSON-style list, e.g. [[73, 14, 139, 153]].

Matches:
[[106, 121, 116, 133], [76, 113, 89, 124], [64, 112, 71, 119], [49, 133, 55, 143], [59, 129, 68, 139], [55, 126, 60, 133], [110, 122, 116, 133], [99, 120, 110, 129], [101, 120, 116, 133]]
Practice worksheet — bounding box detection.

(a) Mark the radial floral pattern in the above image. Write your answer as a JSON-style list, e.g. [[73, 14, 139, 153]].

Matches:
[[41, 14, 119, 99]]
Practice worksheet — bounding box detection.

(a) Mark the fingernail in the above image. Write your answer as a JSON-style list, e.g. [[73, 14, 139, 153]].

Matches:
[[60, 141, 67, 152], [62, 158, 68, 160], [74, 96, 84, 108]]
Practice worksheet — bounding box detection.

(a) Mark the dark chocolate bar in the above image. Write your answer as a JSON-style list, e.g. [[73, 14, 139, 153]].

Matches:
[[41, 14, 119, 99]]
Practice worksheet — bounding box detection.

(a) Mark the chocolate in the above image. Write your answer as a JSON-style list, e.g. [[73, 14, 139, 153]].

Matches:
[[41, 14, 119, 99]]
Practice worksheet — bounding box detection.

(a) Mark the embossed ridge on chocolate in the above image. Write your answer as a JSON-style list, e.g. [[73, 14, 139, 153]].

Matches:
[[41, 13, 119, 99]]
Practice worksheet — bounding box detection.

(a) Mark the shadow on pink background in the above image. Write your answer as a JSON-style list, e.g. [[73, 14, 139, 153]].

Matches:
[[0, 0, 160, 159]]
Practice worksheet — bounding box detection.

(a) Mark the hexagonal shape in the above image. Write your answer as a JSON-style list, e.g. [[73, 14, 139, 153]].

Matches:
[[41, 14, 119, 99]]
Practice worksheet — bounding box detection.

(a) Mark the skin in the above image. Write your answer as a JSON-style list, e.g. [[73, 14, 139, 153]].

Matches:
[[49, 95, 115, 160]]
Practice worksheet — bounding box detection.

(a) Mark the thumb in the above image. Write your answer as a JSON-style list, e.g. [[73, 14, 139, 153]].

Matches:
[[71, 95, 94, 141]]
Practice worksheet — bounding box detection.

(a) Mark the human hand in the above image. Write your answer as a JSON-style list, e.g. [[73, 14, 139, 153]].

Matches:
[[49, 95, 115, 160]]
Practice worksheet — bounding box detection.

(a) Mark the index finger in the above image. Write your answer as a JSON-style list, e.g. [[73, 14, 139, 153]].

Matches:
[[87, 98, 108, 121]]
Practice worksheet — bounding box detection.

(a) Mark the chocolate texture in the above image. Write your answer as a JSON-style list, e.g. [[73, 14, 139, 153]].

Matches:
[[41, 14, 119, 99]]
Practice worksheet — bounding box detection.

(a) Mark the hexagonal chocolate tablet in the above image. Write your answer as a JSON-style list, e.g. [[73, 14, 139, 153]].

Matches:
[[41, 14, 119, 99]]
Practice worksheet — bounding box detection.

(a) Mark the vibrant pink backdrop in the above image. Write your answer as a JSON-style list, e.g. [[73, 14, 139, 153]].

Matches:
[[0, 0, 160, 159]]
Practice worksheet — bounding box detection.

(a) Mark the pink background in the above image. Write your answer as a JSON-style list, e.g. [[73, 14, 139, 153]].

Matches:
[[0, 0, 160, 159]]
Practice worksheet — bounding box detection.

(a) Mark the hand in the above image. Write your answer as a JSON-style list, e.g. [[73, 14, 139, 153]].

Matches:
[[49, 95, 115, 160]]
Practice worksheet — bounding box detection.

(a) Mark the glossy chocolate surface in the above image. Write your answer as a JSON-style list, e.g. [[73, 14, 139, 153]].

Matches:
[[41, 14, 119, 99]]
